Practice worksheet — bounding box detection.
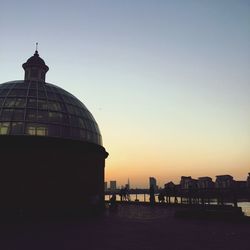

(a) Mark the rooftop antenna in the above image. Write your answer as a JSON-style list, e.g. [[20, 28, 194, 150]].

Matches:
[[36, 42, 38, 51]]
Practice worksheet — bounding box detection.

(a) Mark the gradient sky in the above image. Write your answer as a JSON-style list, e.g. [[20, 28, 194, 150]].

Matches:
[[1, 0, 249, 188]]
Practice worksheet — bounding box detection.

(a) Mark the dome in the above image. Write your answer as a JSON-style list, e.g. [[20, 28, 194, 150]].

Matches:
[[0, 80, 102, 145], [0, 51, 102, 146]]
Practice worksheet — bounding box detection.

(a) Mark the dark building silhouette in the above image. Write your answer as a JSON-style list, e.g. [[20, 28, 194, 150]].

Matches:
[[0, 50, 108, 217], [110, 181, 117, 191], [247, 173, 250, 188], [164, 181, 175, 189], [197, 177, 214, 189], [215, 175, 234, 189], [180, 176, 198, 189], [149, 177, 157, 191]]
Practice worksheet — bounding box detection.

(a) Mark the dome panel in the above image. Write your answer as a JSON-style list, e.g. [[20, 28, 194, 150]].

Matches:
[[0, 80, 102, 145]]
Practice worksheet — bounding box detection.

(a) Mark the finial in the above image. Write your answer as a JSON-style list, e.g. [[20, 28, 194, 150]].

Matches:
[[34, 42, 39, 56]]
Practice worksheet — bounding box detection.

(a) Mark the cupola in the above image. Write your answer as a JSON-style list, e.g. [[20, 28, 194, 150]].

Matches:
[[22, 44, 49, 82]]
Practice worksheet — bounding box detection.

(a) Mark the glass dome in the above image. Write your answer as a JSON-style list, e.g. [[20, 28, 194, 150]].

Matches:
[[0, 80, 102, 145]]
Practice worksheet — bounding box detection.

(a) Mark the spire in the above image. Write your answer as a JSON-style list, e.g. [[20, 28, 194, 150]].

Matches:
[[22, 45, 49, 82], [34, 42, 39, 56]]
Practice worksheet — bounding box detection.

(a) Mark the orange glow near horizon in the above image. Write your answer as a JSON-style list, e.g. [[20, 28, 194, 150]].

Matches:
[[103, 129, 250, 188]]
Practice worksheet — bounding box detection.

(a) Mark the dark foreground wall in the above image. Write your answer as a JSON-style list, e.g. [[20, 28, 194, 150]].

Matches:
[[0, 136, 108, 217]]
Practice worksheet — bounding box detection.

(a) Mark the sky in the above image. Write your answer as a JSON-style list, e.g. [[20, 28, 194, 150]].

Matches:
[[1, 0, 249, 188]]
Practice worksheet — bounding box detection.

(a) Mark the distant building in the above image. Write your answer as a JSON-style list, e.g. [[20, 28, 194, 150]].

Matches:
[[149, 177, 157, 191], [104, 182, 108, 191], [164, 182, 177, 196], [164, 181, 175, 189], [180, 176, 197, 189], [247, 173, 250, 188], [215, 175, 234, 188], [125, 178, 130, 190], [110, 181, 117, 191], [235, 181, 247, 189], [197, 177, 214, 189], [180, 176, 191, 189]]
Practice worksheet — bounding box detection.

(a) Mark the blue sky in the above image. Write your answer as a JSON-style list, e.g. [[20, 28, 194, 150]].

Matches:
[[1, 0, 249, 187]]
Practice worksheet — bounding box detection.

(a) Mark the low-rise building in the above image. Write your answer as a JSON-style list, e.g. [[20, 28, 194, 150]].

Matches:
[[235, 181, 247, 189], [197, 177, 214, 189], [215, 175, 234, 188], [180, 176, 197, 189], [164, 181, 175, 189]]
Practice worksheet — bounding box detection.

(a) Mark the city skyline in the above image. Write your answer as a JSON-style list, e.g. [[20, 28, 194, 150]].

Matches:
[[1, 1, 249, 187], [105, 172, 250, 189]]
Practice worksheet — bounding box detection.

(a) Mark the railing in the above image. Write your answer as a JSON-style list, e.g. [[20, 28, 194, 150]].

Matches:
[[105, 187, 250, 207]]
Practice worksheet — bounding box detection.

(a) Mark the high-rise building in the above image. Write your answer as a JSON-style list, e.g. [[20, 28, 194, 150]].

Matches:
[[125, 178, 130, 189], [149, 177, 157, 191], [110, 181, 117, 191], [247, 173, 250, 188]]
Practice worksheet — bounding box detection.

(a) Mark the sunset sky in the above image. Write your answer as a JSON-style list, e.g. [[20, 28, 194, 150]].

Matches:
[[1, 0, 249, 188]]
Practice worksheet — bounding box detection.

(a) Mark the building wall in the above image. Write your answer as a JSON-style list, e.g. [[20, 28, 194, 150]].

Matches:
[[0, 136, 108, 217]]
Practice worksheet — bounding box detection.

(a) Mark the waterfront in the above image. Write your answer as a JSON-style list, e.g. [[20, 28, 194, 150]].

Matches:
[[105, 194, 250, 217], [0, 203, 249, 250]]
